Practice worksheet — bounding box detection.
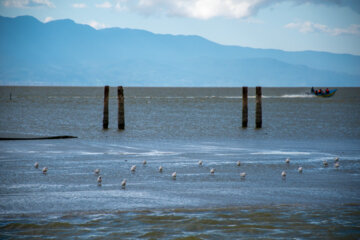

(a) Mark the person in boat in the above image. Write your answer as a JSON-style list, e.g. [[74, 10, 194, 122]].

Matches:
[[319, 89, 323, 95], [326, 88, 329, 94]]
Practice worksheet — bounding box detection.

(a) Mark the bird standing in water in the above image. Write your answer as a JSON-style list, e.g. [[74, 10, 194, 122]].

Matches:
[[121, 179, 126, 188]]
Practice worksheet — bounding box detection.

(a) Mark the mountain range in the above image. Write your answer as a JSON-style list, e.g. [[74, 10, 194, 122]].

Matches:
[[0, 15, 359, 86]]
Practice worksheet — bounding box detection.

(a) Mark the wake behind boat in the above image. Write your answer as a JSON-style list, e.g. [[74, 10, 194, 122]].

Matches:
[[311, 87, 337, 97]]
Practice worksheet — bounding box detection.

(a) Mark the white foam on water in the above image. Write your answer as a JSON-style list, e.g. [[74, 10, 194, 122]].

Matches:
[[246, 94, 314, 99], [251, 150, 311, 155], [77, 151, 104, 156], [137, 150, 178, 157], [115, 151, 138, 155], [215, 153, 237, 156], [279, 94, 314, 98], [45, 151, 63, 154], [126, 94, 315, 100], [6, 184, 65, 189]]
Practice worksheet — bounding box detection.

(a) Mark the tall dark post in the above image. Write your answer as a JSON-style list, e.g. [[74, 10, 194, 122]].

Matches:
[[103, 86, 109, 129], [255, 86, 262, 128], [242, 87, 248, 128], [118, 86, 125, 130]]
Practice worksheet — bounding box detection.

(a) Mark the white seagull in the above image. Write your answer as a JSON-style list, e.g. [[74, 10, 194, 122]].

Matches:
[[131, 165, 136, 172], [237, 161, 241, 166], [97, 176, 102, 184], [281, 171, 286, 177], [210, 168, 215, 174], [298, 167, 303, 173], [240, 172, 246, 178], [159, 166, 163, 173], [42, 167, 48, 174], [335, 157, 339, 162], [323, 160, 328, 167], [143, 160, 147, 165], [285, 158, 290, 164], [94, 169, 100, 174], [34, 162, 39, 168], [121, 179, 127, 188], [335, 162, 340, 168], [172, 172, 177, 179], [198, 160, 203, 166]]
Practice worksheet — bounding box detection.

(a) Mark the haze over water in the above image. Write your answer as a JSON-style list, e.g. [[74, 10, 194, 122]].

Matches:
[[0, 87, 359, 239]]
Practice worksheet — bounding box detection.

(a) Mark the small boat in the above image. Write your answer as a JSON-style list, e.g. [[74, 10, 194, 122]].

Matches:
[[311, 88, 337, 98]]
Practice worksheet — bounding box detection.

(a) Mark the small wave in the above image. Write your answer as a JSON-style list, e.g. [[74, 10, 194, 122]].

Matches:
[[77, 151, 104, 156], [111, 150, 178, 156], [129, 96, 240, 99], [251, 151, 310, 155], [278, 94, 314, 98], [137, 150, 178, 156], [245, 94, 314, 99], [45, 151, 63, 154], [128, 94, 313, 99]]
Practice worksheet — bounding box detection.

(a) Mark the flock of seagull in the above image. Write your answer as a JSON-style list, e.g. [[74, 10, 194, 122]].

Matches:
[[33, 157, 340, 189]]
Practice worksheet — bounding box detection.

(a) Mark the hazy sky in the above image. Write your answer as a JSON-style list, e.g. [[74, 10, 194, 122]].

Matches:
[[1, 0, 360, 55]]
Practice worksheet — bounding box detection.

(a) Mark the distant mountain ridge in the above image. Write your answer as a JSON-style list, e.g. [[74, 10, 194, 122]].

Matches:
[[0, 15, 359, 86]]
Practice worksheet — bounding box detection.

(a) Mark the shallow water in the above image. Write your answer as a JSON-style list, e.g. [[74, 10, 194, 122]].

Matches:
[[1, 87, 359, 141], [0, 87, 359, 239], [1, 204, 359, 239]]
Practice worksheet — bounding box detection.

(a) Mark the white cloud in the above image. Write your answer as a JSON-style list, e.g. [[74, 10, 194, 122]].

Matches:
[[2, 0, 55, 8], [111, 0, 360, 19], [44, 16, 54, 22], [72, 3, 86, 8], [113, 0, 265, 19], [96, 1, 112, 8], [115, 2, 127, 11], [240, 17, 264, 24], [89, 20, 107, 29], [285, 21, 360, 36], [332, 24, 360, 36]]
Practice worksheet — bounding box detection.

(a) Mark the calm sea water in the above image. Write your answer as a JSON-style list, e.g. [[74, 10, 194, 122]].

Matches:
[[0, 87, 360, 239]]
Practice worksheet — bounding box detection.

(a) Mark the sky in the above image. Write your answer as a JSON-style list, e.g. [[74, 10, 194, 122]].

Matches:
[[0, 0, 360, 55]]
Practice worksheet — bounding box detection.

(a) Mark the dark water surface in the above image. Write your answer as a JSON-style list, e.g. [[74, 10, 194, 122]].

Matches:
[[0, 87, 359, 239]]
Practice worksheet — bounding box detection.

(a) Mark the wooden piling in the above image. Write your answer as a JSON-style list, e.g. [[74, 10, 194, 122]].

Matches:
[[103, 86, 109, 129], [118, 86, 125, 130], [255, 86, 262, 128], [242, 87, 248, 128]]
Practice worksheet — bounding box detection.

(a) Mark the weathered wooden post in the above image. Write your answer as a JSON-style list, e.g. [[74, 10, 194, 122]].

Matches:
[[103, 85, 109, 129], [255, 86, 262, 128], [118, 86, 125, 130], [242, 87, 248, 128]]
